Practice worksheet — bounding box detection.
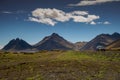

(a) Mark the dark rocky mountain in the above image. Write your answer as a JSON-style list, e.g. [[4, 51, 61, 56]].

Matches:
[[2, 38, 32, 51], [2, 32, 120, 51], [106, 39, 120, 49], [34, 33, 74, 50], [81, 32, 120, 50]]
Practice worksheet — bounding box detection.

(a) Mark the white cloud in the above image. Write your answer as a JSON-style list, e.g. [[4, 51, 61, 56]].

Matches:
[[88, 15, 100, 22], [71, 11, 88, 15], [1, 10, 26, 14], [90, 21, 96, 25], [103, 21, 111, 24], [29, 17, 57, 26], [29, 8, 100, 26], [71, 15, 99, 23], [97, 21, 111, 24], [69, 0, 120, 6], [29, 8, 70, 26]]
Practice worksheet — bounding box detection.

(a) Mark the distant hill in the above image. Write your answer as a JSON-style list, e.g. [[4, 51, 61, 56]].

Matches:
[[34, 33, 75, 50], [81, 32, 120, 50], [74, 42, 87, 50], [2, 38, 32, 51], [106, 39, 120, 50]]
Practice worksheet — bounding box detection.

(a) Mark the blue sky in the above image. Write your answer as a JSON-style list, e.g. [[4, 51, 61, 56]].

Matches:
[[0, 0, 120, 49]]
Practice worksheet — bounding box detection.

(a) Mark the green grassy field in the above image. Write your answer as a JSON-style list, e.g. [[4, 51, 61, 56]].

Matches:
[[0, 50, 120, 80]]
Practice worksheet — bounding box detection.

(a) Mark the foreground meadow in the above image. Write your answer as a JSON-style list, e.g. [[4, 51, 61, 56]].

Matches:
[[0, 50, 120, 80]]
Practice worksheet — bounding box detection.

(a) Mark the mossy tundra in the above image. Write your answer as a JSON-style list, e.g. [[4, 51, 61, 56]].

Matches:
[[0, 50, 120, 80]]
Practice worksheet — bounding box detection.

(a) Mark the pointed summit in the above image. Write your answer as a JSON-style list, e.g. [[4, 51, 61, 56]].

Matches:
[[16, 38, 20, 40], [51, 33, 59, 36], [112, 32, 120, 37], [34, 33, 74, 50], [50, 33, 62, 39], [2, 38, 32, 51], [112, 32, 120, 35]]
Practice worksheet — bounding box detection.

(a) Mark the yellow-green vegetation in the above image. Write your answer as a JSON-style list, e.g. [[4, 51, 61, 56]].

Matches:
[[0, 50, 120, 80]]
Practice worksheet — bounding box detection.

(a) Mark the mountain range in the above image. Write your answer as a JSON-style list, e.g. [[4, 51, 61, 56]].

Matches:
[[2, 33, 75, 52], [2, 32, 120, 52]]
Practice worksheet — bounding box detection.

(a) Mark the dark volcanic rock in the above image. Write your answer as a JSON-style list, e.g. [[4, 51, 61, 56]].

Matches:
[[81, 32, 120, 50], [34, 33, 74, 50], [2, 38, 32, 51]]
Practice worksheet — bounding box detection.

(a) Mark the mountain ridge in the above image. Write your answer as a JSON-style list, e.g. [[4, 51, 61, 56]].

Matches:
[[81, 32, 120, 50], [2, 32, 120, 51]]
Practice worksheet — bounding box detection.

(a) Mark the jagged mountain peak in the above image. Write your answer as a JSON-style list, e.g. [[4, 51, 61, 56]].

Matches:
[[51, 33, 59, 36], [112, 32, 120, 37], [112, 32, 120, 35], [15, 38, 21, 41], [11, 38, 24, 42], [2, 38, 32, 51], [34, 33, 64, 46], [34, 33, 74, 50], [50, 33, 62, 39], [96, 33, 110, 38], [49, 33, 63, 40]]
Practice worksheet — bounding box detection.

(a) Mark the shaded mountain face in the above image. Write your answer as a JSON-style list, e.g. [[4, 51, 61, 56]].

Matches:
[[34, 33, 74, 50], [81, 32, 120, 50], [2, 38, 32, 51], [106, 39, 120, 49]]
